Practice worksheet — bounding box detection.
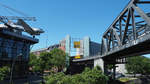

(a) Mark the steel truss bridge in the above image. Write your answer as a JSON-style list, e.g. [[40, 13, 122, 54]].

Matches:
[[73, 0, 150, 64], [101, 0, 150, 64], [70, 0, 150, 79]]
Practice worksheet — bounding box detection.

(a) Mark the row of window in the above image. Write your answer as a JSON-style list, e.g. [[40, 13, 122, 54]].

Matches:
[[0, 37, 30, 60]]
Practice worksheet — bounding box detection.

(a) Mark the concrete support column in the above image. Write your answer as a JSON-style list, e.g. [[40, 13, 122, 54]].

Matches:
[[94, 58, 104, 72]]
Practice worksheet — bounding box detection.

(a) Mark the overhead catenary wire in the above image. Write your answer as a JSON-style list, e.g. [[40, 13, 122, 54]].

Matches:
[[0, 2, 28, 17], [0, 2, 36, 21]]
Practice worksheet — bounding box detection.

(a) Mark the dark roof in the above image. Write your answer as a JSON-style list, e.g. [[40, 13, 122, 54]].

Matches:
[[47, 44, 59, 50]]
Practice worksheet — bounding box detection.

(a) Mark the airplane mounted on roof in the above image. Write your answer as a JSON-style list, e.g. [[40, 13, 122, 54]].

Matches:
[[0, 19, 44, 36], [17, 19, 44, 35]]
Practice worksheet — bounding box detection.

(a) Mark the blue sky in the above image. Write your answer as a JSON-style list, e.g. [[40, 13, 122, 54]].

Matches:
[[0, 0, 150, 57]]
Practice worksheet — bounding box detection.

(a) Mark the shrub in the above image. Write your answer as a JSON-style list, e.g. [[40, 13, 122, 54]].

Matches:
[[81, 67, 108, 84], [45, 67, 108, 84], [0, 66, 10, 80], [45, 72, 65, 84]]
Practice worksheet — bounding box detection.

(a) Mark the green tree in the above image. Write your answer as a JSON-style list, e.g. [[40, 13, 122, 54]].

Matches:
[[140, 57, 150, 75], [39, 52, 52, 71], [32, 49, 68, 84], [126, 56, 150, 76], [29, 53, 38, 72], [38, 52, 52, 84], [29, 53, 37, 66], [50, 48, 67, 72]]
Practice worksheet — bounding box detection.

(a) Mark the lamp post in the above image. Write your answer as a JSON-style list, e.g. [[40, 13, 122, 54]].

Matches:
[[9, 53, 22, 84]]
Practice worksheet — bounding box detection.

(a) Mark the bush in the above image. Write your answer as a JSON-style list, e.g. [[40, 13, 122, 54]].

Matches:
[[45, 72, 65, 84], [45, 67, 108, 84], [81, 67, 108, 84], [0, 66, 10, 80]]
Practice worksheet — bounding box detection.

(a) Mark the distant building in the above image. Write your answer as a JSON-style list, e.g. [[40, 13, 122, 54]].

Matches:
[[48, 44, 60, 51], [31, 44, 59, 56], [32, 35, 101, 58], [60, 35, 101, 58], [31, 48, 48, 56]]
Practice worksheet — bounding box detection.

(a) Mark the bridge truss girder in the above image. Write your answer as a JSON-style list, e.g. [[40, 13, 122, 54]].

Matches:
[[101, 0, 150, 61]]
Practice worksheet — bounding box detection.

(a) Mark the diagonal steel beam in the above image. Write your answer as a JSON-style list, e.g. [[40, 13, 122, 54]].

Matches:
[[102, 37, 108, 53], [103, 0, 135, 36], [122, 9, 131, 44], [108, 31, 112, 51], [112, 28, 121, 46], [119, 19, 123, 42], [132, 4, 150, 26], [130, 7, 137, 40], [111, 29, 115, 49]]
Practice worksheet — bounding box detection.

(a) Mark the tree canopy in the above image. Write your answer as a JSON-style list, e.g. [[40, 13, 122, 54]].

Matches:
[[50, 48, 67, 69], [29, 48, 68, 73], [126, 56, 150, 76], [29, 53, 37, 67]]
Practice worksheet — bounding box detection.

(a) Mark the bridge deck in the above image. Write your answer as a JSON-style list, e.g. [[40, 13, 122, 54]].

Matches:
[[102, 32, 150, 59]]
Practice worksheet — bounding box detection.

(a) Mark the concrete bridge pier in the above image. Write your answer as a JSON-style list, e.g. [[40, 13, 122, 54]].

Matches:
[[94, 58, 109, 74], [94, 58, 104, 71], [94, 58, 117, 80]]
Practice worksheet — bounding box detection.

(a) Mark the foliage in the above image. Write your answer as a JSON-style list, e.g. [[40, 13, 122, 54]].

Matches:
[[29, 53, 39, 72], [29, 52, 51, 73], [38, 52, 52, 72], [126, 56, 150, 76], [29, 53, 37, 67], [45, 72, 65, 84], [81, 67, 108, 84], [0, 66, 10, 80], [50, 48, 67, 69], [45, 67, 108, 84], [106, 64, 113, 70], [29, 48, 68, 73]]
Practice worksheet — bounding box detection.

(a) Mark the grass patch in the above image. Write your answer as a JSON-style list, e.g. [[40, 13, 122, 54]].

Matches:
[[118, 77, 137, 82]]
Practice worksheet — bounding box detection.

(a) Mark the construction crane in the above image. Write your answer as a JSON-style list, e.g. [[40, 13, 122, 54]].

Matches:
[[0, 2, 44, 36]]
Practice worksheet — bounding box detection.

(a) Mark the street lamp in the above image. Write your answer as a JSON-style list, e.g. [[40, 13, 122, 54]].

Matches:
[[9, 53, 22, 84]]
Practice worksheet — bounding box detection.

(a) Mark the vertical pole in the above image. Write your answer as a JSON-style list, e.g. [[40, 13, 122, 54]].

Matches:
[[104, 61, 108, 75], [112, 64, 116, 80], [9, 58, 16, 84]]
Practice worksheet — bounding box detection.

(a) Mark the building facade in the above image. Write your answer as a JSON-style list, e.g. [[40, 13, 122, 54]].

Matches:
[[61, 35, 101, 58], [0, 28, 38, 77]]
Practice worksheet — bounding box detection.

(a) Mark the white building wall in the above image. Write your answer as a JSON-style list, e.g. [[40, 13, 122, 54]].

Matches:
[[116, 64, 127, 75]]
